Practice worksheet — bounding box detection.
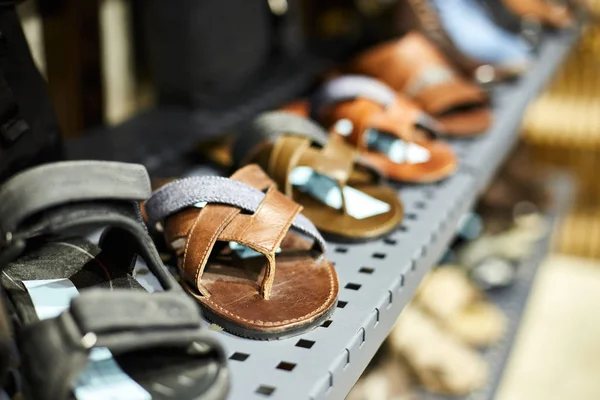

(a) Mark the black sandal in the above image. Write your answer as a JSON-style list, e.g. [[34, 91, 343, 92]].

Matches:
[[0, 161, 229, 400]]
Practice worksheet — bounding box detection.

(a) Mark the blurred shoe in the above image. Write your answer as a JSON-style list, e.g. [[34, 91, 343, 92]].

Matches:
[[416, 267, 506, 347], [502, 0, 575, 28], [431, 0, 533, 74], [388, 304, 488, 396]]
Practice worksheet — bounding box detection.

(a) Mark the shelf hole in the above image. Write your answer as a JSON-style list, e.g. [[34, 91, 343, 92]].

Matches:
[[229, 352, 250, 362], [256, 385, 276, 396], [399, 275, 405, 287], [344, 349, 350, 367], [335, 247, 348, 253], [337, 301, 348, 308], [425, 191, 435, 199], [406, 213, 417, 220], [387, 291, 393, 308], [415, 201, 426, 209], [411, 260, 417, 271], [359, 267, 374, 274], [359, 328, 366, 347], [321, 320, 333, 328], [295, 339, 315, 349], [372, 252, 386, 260], [399, 225, 408, 232], [345, 283, 361, 291], [383, 237, 397, 245], [276, 362, 297, 372]]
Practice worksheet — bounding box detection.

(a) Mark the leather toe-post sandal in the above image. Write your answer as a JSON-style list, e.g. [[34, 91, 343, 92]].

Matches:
[[145, 164, 339, 340], [0, 161, 229, 400], [311, 76, 458, 183], [233, 111, 404, 242], [345, 32, 493, 137]]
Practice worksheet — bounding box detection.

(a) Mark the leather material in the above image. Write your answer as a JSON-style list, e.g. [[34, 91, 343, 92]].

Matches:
[[235, 111, 404, 239], [502, 0, 574, 28], [160, 165, 339, 336], [396, 0, 531, 81], [346, 32, 493, 136], [249, 133, 405, 240], [430, 0, 532, 69], [318, 95, 458, 183]]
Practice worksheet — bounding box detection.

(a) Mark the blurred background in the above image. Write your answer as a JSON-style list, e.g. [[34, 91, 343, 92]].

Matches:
[[10, 0, 600, 398]]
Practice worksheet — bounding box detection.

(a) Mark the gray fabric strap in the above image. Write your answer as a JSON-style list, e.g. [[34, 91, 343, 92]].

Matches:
[[145, 176, 327, 254], [233, 111, 329, 167], [0, 161, 151, 233], [312, 75, 396, 116]]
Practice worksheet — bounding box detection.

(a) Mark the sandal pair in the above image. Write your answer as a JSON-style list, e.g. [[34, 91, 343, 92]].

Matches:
[[0, 161, 229, 400], [345, 32, 493, 137], [311, 76, 458, 183], [397, 0, 533, 82]]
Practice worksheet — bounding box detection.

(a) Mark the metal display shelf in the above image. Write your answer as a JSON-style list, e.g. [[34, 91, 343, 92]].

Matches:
[[423, 175, 573, 400], [183, 31, 576, 400]]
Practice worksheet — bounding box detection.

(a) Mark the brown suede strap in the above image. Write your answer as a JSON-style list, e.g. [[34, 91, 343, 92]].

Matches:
[[163, 165, 303, 300]]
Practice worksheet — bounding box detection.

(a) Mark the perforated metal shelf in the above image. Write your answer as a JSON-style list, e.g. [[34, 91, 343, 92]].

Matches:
[[422, 175, 573, 400]]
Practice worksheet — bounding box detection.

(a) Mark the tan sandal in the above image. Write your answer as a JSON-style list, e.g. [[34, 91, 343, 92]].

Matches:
[[145, 164, 339, 339], [234, 111, 404, 242], [346, 32, 493, 137]]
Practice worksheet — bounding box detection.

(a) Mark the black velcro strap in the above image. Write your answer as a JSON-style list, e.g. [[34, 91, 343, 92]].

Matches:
[[66, 289, 210, 354], [19, 289, 223, 400], [0, 161, 151, 234], [71, 289, 202, 336]]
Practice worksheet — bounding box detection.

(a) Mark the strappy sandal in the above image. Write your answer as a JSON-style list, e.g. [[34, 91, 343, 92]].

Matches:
[[233, 111, 404, 241], [311, 75, 458, 183], [0, 161, 229, 399], [501, 0, 575, 28], [145, 164, 339, 340], [476, 0, 545, 44], [345, 32, 493, 137], [396, 0, 533, 83]]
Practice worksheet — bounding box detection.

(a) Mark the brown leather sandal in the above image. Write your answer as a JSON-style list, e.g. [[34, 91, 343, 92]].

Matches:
[[234, 111, 404, 242], [145, 164, 339, 340], [345, 32, 493, 137], [309, 76, 458, 183], [502, 0, 575, 28], [396, 0, 528, 83]]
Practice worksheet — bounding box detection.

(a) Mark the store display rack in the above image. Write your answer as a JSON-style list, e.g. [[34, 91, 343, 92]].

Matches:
[[74, 28, 578, 400], [423, 174, 573, 400], [127, 29, 579, 400], [187, 30, 577, 400]]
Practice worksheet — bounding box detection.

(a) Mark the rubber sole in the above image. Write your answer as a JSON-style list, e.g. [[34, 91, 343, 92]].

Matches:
[[200, 298, 337, 340]]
